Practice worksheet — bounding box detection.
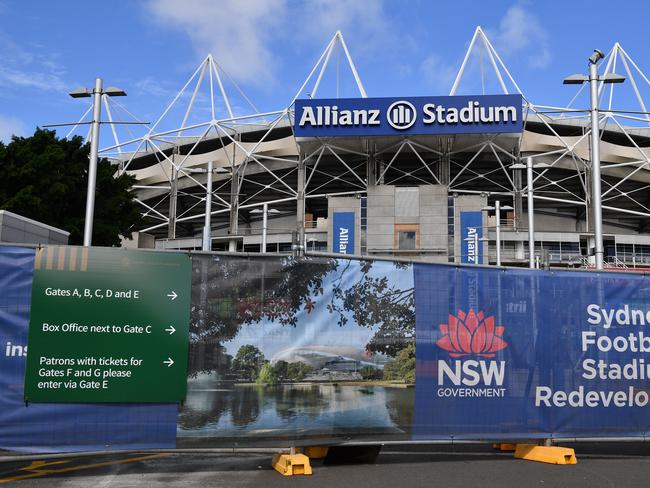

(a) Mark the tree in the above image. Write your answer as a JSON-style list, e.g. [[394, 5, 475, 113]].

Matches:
[[327, 260, 415, 357], [256, 362, 280, 385], [272, 360, 289, 380], [188, 256, 415, 378], [231, 344, 264, 382], [382, 343, 416, 383], [286, 361, 312, 382], [0, 128, 141, 246], [360, 366, 383, 381]]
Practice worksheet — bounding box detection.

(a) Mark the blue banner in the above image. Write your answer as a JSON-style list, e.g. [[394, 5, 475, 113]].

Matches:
[[0, 246, 178, 452], [332, 212, 355, 255], [414, 263, 650, 440], [460, 211, 483, 264], [294, 95, 523, 138]]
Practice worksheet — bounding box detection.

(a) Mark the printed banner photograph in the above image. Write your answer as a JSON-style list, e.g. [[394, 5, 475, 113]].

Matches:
[[180, 254, 415, 447]]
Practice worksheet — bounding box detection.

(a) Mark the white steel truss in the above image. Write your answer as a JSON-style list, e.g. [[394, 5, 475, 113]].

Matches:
[[55, 27, 650, 252]]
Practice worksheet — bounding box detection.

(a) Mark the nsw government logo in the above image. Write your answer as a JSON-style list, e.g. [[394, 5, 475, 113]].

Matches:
[[387, 100, 416, 130], [435, 309, 508, 398]]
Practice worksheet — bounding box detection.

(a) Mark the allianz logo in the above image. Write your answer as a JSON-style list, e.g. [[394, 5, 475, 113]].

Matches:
[[298, 100, 518, 129]]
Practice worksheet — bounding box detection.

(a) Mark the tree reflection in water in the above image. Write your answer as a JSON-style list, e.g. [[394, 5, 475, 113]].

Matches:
[[230, 387, 262, 427], [385, 388, 414, 435], [178, 389, 229, 430], [272, 384, 325, 420]]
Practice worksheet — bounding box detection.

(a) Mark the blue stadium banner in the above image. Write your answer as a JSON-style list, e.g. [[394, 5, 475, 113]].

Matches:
[[332, 211, 355, 255], [294, 94, 523, 138], [460, 211, 483, 264], [413, 263, 650, 440]]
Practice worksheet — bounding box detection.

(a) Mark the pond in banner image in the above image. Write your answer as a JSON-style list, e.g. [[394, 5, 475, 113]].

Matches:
[[177, 373, 414, 444]]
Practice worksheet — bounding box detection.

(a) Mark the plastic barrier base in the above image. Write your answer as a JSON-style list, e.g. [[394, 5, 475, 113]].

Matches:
[[513, 444, 577, 465], [492, 443, 517, 451], [302, 447, 329, 459], [271, 453, 313, 476]]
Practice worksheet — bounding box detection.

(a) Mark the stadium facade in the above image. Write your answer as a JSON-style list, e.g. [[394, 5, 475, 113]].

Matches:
[[94, 27, 650, 269]]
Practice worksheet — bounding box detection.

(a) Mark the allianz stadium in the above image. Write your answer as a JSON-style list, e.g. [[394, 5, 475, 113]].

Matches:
[[86, 27, 650, 269]]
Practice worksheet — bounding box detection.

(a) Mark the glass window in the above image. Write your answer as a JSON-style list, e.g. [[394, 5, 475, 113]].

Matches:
[[561, 242, 579, 253], [398, 231, 417, 250], [278, 242, 292, 252]]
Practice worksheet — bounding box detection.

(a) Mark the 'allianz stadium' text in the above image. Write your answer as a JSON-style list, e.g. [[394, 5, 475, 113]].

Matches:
[[298, 101, 518, 127]]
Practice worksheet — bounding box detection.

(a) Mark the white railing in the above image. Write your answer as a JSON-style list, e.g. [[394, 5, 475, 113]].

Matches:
[[606, 256, 628, 269]]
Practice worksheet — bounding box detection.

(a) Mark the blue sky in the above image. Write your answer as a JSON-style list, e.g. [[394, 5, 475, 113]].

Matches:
[[1, 0, 650, 143]]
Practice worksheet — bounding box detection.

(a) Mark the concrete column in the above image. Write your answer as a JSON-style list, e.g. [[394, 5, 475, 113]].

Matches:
[[296, 152, 305, 255], [513, 160, 523, 232], [437, 137, 451, 186], [228, 165, 239, 252], [366, 140, 376, 187], [168, 152, 178, 240]]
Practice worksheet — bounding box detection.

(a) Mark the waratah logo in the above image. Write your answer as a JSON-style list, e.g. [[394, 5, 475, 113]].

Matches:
[[436, 309, 507, 358]]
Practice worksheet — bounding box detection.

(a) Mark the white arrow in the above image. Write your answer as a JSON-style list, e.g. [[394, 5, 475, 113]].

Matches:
[[165, 326, 176, 335], [167, 291, 177, 301], [163, 358, 174, 367]]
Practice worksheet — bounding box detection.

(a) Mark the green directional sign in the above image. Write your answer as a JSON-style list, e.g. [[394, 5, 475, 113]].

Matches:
[[24, 246, 191, 403]]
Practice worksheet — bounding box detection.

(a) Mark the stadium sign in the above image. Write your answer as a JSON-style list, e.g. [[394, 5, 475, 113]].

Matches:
[[294, 94, 523, 138], [332, 211, 355, 255]]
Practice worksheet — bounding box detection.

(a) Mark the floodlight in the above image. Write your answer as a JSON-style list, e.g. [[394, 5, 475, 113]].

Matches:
[[563, 74, 588, 85], [68, 87, 92, 98], [103, 86, 127, 97], [601, 73, 626, 84]]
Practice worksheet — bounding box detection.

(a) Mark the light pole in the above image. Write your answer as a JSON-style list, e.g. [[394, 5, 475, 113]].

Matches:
[[250, 205, 281, 253], [482, 200, 514, 266], [510, 158, 549, 269], [69, 80, 126, 247], [564, 50, 625, 270]]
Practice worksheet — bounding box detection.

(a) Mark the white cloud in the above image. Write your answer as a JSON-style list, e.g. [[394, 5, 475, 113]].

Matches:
[[419, 53, 457, 92], [490, 4, 551, 69], [0, 114, 26, 143], [0, 66, 67, 92], [146, 0, 286, 87], [132, 76, 178, 99], [0, 34, 68, 92], [145, 0, 393, 88], [294, 0, 392, 51], [414, 4, 550, 95]]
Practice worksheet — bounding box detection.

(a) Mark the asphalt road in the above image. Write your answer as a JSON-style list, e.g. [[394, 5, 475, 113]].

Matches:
[[0, 443, 649, 487]]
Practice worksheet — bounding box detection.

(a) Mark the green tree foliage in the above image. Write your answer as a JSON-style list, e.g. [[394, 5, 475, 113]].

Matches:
[[188, 256, 416, 378], [327, 260, 415, 357], [231, 344, 264, 382], [286, 361, 312, 381], [359, 365, 383, 381], [256, 362, 280, 385], [0, 129, 141, 246], [272, 360, 289, 380], [189, 256, 338, 376], [382, 343, 416, 383]]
